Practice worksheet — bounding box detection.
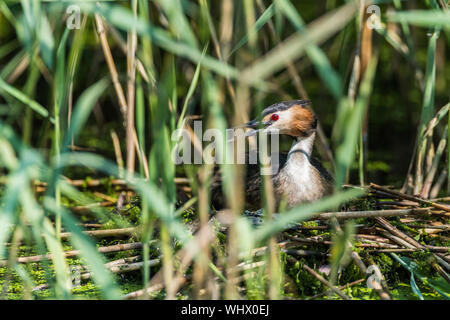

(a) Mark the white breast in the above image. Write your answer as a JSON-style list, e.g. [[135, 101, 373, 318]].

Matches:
[[283, 157, 319, 205], [273, 132, 326, 207]]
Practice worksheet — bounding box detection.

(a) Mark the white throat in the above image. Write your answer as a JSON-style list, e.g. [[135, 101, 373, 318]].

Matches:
[[288, 132, 316, 159], [279, 131, 318, 205], [283, 132, 316, 181]]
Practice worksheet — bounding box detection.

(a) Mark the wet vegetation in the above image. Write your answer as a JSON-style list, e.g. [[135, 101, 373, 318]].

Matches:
[[0, 0, 449, 300]]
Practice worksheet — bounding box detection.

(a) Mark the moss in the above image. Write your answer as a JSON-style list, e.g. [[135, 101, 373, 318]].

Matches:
[[180, 207, 196, 223], [338, 262, 364, 284], [300, 221, 320, 236], [2, 190, 447, 300], [283, 254, 324, 298], [126, 206, 142, 225]]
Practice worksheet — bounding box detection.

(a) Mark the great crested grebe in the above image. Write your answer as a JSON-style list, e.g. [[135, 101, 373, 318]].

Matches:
[[211, 100, 333, 210]]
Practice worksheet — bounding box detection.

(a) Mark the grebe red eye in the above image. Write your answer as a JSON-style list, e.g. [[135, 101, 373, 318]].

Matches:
[[271, 114, 279, 121]]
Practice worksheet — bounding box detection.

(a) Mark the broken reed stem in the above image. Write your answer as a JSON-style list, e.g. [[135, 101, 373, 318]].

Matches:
[[286, 234, 448, 252], [33, 256, 160, 292], [70, 201, 117, 213], [368, 248, 447, 253], [0, 242, 148, 267], [424, 102, 450, 138], [94, 14, 127, 116], [402, 102, 450, 193], [430, 169, 448, 199], [425, 136, 435, 179], [421, 125, 448, 198], [377, 200, 419, 207], [377, 230, 417, 250], [193, 164, 214, 299], [126, 0, 138, 177], [370, 183, 450, 212], [374, 225, 450, 252], [6, 50, 30, 84], [375, 217, 450, 271], [430, 196, 450, 202], [111, 129, 125, 178], [313, 207, 432, 220], [302, 264, 351, 300], [94, 13, 148, 179], [31, 177, 190, 191], [107, 23, 151, 84], [345, 0, 369, 187], [104, 255, 141, 268], [123, 276, 190, 300], [308, 278, 365, 300], [132, 129, 149, 179], [282, 249, 329, 257], [406, 224, 449, 230], [59, 227, 139, 239], [219, 0, 233, 59], [366, 249, 417, 253], [108, 258, 160, 275], [3, 225, 134, 246], [355, 234, 391, 243], [414, 135, 428, 194], [418, 102, 446, 191]]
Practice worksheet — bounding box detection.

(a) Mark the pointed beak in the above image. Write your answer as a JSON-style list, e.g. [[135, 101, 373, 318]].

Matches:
[[235, 119, 259, 129], [241, 119, 263, 137], [233, 119, 273, 137], [244, 129, 259, 137], [227, 117, 280, 143], [229, 120, 278, 142], [230, 119, 259, 136]]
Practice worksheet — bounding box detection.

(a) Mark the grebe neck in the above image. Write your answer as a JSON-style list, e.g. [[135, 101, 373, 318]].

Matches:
[[288, 132, 316, 160]]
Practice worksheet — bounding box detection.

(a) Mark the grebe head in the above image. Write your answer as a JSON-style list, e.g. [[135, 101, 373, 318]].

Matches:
[[242, 100, 317, 138]]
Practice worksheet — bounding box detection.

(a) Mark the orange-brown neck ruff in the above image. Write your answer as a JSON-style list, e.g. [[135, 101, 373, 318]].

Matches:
[[286, 106, 317, 138]]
